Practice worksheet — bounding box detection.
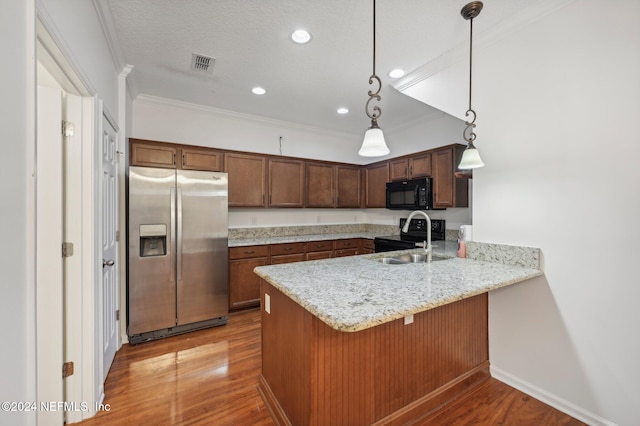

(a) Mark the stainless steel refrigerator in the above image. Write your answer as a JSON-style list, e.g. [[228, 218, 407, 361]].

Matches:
[[128, 166, 228, 343]]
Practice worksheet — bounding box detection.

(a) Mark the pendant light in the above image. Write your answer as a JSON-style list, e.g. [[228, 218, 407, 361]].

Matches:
[[458, 1, 485, 170], [358, 0, 390, 157]]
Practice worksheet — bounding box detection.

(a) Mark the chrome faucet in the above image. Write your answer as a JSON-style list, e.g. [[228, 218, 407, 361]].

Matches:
[[402, 210, 432, 263]]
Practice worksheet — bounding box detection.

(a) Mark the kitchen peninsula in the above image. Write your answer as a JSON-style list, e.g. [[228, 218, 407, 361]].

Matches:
[[254, 243, 542, 425]]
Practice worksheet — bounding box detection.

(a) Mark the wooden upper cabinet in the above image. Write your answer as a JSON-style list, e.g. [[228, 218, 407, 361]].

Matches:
[[130, 140, 177, 169], [335, 165, 361, 208], [224, 153, 267, 207], [409, 152, 432, 178], [390, 153, 432, 181], [181, 147, 223, 171], [268, 158, 305, 207], [306, 162, 335, 207], [432, 145, 468, 208], [389, 158, 409, 181], [365, 162, 389, 207]]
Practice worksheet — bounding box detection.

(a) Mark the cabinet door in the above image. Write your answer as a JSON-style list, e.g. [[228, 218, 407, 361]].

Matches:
[[130, 141, 177, 168], [269, 158, 305, 207], [306, 251, 334, 261], [365, 162, 389, 207], [409, 153, 432, 178], [336, 165, 361, 208], [306, 162, 335, 207], [229, 257, 268, 310], [181, 147, 223, 171], [389, 158, 409, 181], [271, 253, 306, 264], [359, 238, 375, 254], [225, 153, 267, 207], [432, 146, 468, 208]]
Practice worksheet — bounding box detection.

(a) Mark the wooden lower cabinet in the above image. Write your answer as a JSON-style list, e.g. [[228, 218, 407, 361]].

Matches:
[[270, 242, 306, 265], [228, 245, 269, 310], [305, 240, 335, 260], [335, 238, 360, 257], [259, 282, 489, 426], [230, 239, 372, 310], [359, 238, 375, 254]]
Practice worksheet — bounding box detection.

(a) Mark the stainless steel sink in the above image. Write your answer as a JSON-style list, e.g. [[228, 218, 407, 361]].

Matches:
[[375, 253, 448, 264]]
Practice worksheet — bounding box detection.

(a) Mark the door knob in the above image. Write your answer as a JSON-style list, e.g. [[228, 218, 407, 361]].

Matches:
[[103, 259, 115, 268]]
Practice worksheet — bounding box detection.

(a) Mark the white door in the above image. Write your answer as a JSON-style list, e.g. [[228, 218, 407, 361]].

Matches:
[[101, 116, 119, 378], [36, 85, 64, 425]]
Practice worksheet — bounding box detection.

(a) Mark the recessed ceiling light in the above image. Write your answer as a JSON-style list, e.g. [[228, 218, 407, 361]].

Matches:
[[291, 29, 312, 44], [252, 87, 266, 95], [388, 69, 405, 78], [337, 107, 349, 114]]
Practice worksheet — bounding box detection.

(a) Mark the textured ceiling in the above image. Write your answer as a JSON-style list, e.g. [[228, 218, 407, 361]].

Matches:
[[101, 0, 544, 135]]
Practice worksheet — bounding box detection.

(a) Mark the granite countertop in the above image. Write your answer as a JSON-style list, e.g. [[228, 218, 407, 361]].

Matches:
[[228, 231, 393, 247], [253, 241, 543, 332]]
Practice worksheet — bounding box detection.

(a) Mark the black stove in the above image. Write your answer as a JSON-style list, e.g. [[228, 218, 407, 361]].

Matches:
[[374, 218, 445, 253]]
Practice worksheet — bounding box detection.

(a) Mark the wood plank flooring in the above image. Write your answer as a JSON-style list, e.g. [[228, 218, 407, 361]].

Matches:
[[77, 308, 584, 426]]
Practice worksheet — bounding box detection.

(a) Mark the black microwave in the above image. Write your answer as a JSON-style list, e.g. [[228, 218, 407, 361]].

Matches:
[[386, 177, 432, 210]]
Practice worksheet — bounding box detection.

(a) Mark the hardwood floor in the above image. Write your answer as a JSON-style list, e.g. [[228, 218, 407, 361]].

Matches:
[[77, 308, 584, 426]]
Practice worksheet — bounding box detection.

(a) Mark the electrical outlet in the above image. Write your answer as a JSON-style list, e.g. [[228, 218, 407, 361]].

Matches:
[[404, 314, 414, 325], [265, 293, 271, 314]]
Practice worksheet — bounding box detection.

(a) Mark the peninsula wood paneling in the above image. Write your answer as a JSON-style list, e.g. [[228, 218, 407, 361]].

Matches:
[[259, 281, 490, 426]]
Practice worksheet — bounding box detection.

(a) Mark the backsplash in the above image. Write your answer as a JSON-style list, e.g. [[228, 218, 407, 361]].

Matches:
[[466, 241, 541, 270], [229, 223, 398, 240]]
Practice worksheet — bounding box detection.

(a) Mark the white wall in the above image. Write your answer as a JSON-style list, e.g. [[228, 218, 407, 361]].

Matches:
[[38, 0, 120, 116], [403, 1, 640, 424], [132, 96, 471, 229], [0, 1, 36, 425]]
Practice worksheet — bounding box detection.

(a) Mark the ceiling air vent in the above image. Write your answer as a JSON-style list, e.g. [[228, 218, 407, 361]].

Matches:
[[191, 53, 215, 74]]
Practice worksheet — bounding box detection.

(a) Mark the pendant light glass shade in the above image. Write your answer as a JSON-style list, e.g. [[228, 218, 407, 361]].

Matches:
[[458, 142, 484, 169], [359, 121, 389, 157]]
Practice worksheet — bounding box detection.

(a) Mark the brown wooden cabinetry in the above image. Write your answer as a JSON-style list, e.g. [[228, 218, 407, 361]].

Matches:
[[131, 141, 177, 168], [305, 240, 335, 260], [306, 163, 361, 208], [225, 153, 267, 207], [409, 152, 432, 178], [432, 145, 468, 208], [389, 158, 409, 181], [131, 139, 468, 211], [359, 238, 375, 254], [270, 242, 306, 265], [181, 147, 223, 171], [269, 159, 305, 207], [365, 162, 389, 207], [389, 153, 432, 181], [306, 162, 335, 207], [335, 165, 361, 208], [228, 245, 269, 310]]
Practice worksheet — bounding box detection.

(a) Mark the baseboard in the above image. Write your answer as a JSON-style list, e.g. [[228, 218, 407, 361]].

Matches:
[[490, 366, 617, 426]]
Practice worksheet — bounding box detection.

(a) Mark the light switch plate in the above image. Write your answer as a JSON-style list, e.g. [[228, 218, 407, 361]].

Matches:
[[404, 314, 414, 325], [265, 293, 271, 314]]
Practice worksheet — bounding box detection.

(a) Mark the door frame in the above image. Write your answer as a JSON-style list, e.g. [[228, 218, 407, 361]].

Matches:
[[36, 8, 120, 422]]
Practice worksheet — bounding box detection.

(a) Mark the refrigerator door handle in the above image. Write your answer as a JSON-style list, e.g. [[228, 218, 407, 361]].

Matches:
[[177, 187, 183, 282], [170, 186, 177, 283]]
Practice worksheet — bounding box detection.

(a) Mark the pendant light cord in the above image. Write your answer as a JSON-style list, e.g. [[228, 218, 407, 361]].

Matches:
[[373, 0, 377, 76], [468, 17, 473, 112]]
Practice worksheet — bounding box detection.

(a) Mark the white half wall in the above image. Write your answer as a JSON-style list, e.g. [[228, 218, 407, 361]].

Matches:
[[401, 0, 640, 424]]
